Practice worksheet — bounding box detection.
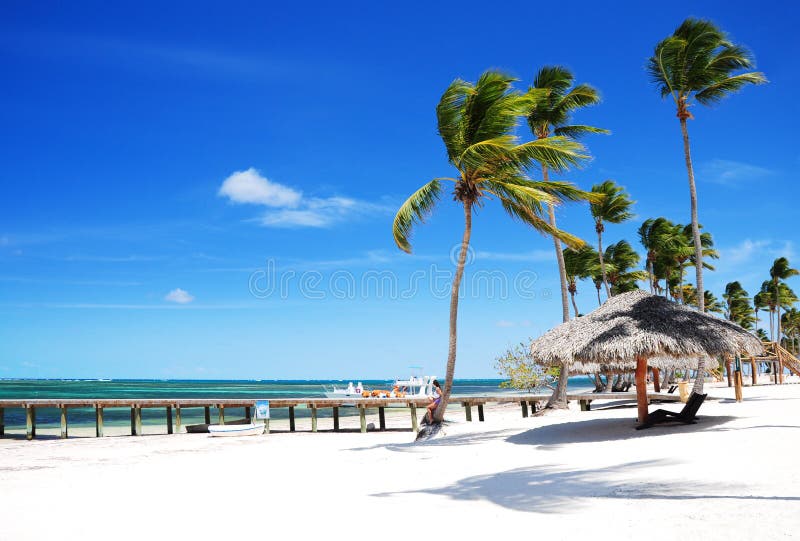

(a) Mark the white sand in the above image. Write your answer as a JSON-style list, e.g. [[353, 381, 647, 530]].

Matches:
[[1, 383, 798, 540]]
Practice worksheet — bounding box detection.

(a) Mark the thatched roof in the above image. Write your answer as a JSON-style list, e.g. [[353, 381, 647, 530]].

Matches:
[[531, 290, 763, 373]]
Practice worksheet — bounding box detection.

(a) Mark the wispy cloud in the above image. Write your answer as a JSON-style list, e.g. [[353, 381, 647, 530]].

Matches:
[[165, 288, 195, 304], [714, 239, 795, 278], [476, 250, 554, 262], [699, 159, 775, 187], [219, 167, 390, 228]]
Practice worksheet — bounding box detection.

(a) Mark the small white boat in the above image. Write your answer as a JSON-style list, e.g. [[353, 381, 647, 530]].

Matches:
[[323, 370, 437, 404], [207, 423, 264, 437]]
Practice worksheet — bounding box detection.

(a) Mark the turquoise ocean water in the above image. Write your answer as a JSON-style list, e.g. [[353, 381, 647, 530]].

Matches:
[[0, 377, 593, 429]]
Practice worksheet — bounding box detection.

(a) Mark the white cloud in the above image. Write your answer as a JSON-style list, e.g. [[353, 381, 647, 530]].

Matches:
[[496, 320, 516, 328], [219, 168, 302, 207], [165, 288, 195, 304], [477, 250, 554, 262], [699, 159, 775, 187], [219, 168, 389, 228]]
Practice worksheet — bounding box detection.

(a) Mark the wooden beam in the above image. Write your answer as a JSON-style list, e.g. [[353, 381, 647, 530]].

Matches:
[[359, 406, 367, 433], [529, 401, 537, 414], [263, 419, 270, 434], [751, 360, 758, 385], [244, 406, 252, 422], [0, 407, 4, 436], [175, 406, 181, 434], [60, 406, 68, 439], [477, 404, 484, 422], [218, 406, 225, 425], [288, 406, 296, 432], [130, 407, 136, 435], [26, 406, 35, 441], [134, 406, 142, 436], [520, 401, 529, 418], [204, 406, 211, 424], [378, 407, 386, 431], [95, 406, 104, 437], [463, 402, 472, 422], [652, 368, 661, 393], [635, 356, 649, 424], [310, 406, 318, 433], [580, 400, 591, 411], [166, 406, 173, 435], [410, 403, 418, 432], [333, 407, 340, 432]]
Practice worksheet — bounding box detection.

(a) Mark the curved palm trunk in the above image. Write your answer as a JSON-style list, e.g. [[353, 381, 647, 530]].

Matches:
[[647, 258, 655, 294], [569, 288, 579, 319], [597, 226, 611, 298], [434, 202, 472, 422], [775, 278, 785, 383], [595, 285, 602, 306], [681, 117, 706, 394]]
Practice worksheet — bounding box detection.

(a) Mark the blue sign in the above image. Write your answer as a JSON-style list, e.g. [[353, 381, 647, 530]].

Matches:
[[255, 400, 270, 419]]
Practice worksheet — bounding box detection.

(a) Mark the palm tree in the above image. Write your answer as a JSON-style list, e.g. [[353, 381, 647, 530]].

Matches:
[[756, 280, 798, 343], [393, 70, 588, 421], [723, 281, 756, 329], [649, 18, 766, 392], [638, 217, 676, 293], [526, 66, 608, 323], [770, 257, 799, 350], [782, 308, 800, 354], [563, 246, 597, 318], [603, 240, 647, 295], [590, 180, 635, 297]]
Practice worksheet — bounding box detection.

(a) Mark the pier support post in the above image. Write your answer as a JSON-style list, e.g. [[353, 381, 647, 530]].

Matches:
[[310, 406, 318, 433], [134, 406, 142, 436], [580, 400, 591, 411], [166, 406, 173, 435], [359, 406, 367, 433], [289, 407, 296, 432], [333, 407, 340, 432], [463, 403, 472, 422], [520, 401, 529, 418], [204, 406, 211, 424], [477, 404, 484, 422], [26, 406, 35, 440], [245, 406, 252, 422], [410, 404, 418, 432], [131, 407, 136, 435], [60, 406, 68, 439], [0, 407, 5, 436], [529, 401, 537, 414], [263, 418, 270, 434], [96, 406, 104, 437], [175, 406, 181, 433], [378, 407, 386, 431], [218, 406, 225, 425]]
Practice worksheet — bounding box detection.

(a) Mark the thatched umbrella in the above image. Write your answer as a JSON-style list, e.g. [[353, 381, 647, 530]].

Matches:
[[530, 290, 763, 423]]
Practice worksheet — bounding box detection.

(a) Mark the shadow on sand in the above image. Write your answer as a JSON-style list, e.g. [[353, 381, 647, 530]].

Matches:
[[372, 458, 800, 513]]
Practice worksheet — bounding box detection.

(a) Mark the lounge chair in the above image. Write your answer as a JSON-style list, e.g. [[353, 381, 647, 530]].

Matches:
[[635, 392, 707, 430], [667, 384, 678, 394]]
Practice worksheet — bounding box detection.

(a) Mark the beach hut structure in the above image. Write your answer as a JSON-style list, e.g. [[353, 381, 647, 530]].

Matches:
[[530, 290, 763, 423]]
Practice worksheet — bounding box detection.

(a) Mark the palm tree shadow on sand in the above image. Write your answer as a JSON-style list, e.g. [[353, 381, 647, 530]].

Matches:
[[372, 458, 800, 513]]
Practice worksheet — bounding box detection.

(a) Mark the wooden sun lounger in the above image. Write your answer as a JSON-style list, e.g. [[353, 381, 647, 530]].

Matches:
[[636, 392, 707, 430]]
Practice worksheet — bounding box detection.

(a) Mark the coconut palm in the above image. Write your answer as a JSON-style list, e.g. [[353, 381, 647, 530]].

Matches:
[[393, 70, 588, 421], [526, 66, 608, 323], [723, 281, 755, 330], [563, 245, 597, 318], [603, 240, 648, 295], [770, 257, 799, 349], [638, 217, 676, 293], [590, 180, 634, 297], [782, 308, 800, 354], [755, 280, 798, 342], [648, 18, 766, 317]]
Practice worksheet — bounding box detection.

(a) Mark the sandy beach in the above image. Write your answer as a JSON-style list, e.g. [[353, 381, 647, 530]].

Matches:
[[1, 383, 798, 541]]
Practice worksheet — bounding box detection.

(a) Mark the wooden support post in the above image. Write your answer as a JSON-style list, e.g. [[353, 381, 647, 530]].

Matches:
[[359, 406, 367, 433], [333, 407, 340, 432], [410, 404, 418, 432], [26, 406, 35, 441], [580, 400, 590, 411], [378, 407, 386, 431], [245, 406, 252, 422], [166, 406, 173, 435], [652, 368, 661, 393], [734, 371, 743, 402], [131, 407, 136, 435], [779, 356, 785, 384], [60, 406, 68, 439], [95, 406, 104, 437], [289, 407, 296, 432], [529, 401, 537, 414], [635, 356, 649, 424], [175, 406, 181, 433], [134, 406, 142, 436], [310, 406, 318, 433], [204, 406, 211, 424], [463, 403, 472, 422], [218, 406, 225, 425], [520, 401, 529, 418], [751, 360, 758, 385], [0, 407, 4, 436], [263, 419, 270, 434], [477, 404, 484, 422]]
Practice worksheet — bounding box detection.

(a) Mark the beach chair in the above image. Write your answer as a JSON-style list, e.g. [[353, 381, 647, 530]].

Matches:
[[667, 384, 678, 394], [635, 392, 707, 430]]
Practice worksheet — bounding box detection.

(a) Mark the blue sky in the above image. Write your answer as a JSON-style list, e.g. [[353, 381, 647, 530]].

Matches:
[[1, 0, 798, 379]]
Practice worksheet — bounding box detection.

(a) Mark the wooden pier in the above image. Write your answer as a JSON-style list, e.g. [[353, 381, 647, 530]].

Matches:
[[0, 392, 680, 441]]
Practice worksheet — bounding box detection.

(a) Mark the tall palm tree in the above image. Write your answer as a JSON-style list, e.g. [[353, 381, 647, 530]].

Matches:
[[782, 308, 800, 354], [723, 281, 755, 329], [563, 245, 597, 318], [603, 240, 647, 295], [770, 257, 799, 350], [393, 70, 588, 421], [526, 66, 608, 322], [638, 217, 675, 293], [649, 18, 766, 392], [590, 180, 634, 297]]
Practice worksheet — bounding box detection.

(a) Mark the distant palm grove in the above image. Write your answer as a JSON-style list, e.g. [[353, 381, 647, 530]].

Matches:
[[392, 17, 780, 419]]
